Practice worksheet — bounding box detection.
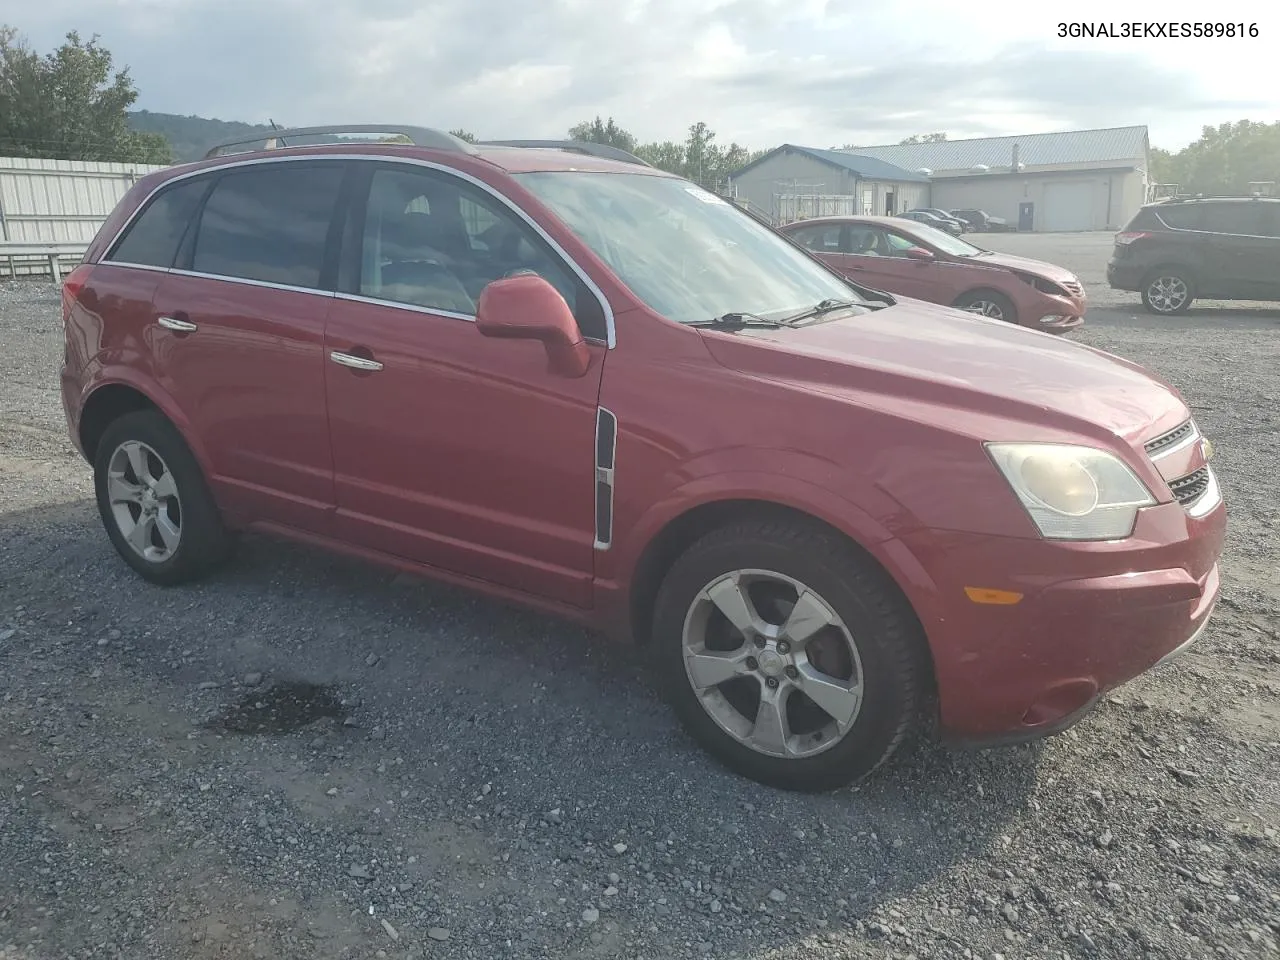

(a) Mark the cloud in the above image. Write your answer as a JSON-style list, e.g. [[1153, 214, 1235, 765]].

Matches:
[[15, 0, 1280, 151]]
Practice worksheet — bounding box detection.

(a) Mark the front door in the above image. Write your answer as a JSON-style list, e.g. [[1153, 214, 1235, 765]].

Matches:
[[322, 162, 607, 608], [149, 160, 348, 533], [839, 225, 947, 302]]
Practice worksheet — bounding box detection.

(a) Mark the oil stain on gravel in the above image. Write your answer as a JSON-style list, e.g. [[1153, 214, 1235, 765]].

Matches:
[[204, 681, 348, 735]]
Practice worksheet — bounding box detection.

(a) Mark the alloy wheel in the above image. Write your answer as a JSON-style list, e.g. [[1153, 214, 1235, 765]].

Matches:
[[680, 569, 864, 759], [1146, 275, 1189, 313], [106, 440, 183, 563]]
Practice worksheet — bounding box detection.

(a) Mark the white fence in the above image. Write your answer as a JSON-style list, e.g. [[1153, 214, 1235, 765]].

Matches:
[[773, 193, 860, 225], [0, 156, 169, 278]]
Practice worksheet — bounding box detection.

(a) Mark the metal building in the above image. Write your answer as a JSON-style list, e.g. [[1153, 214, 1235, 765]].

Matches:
[[842, 126, 1151, 232], [728, 145, 930, 225]]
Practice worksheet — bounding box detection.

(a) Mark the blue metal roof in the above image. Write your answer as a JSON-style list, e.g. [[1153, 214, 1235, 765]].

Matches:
[[841, 126, 1148, 174], [732, 144, 930, 183]]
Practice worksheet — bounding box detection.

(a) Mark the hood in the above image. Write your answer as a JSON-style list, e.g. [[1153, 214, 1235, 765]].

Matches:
[[965, 250, 1078, 285], [697, 299, 1186, 446]]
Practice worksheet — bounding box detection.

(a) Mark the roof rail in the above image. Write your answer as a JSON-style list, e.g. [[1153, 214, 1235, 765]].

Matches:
[[203, 124, 479, 160], [479, 139, 652, 168]]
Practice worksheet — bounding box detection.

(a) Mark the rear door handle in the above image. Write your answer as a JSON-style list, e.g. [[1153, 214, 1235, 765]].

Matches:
[[157, 316, 198, 332], [329, 351, 384, 372]]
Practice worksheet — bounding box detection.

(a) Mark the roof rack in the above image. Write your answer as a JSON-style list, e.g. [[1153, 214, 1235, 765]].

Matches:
[[203, 124, 478, 160], [478, 139, 652, 168]]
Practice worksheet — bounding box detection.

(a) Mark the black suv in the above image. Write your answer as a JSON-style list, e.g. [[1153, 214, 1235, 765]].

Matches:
[[1107, 196, 1280, 314]]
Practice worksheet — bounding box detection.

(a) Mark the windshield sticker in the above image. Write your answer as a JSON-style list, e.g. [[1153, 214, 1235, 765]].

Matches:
[[685, 187, 728, 205]]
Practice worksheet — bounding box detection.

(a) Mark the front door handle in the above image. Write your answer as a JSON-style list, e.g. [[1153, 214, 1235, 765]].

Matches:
[[329, 351, 384, 372], [157, 316, 198, 332]]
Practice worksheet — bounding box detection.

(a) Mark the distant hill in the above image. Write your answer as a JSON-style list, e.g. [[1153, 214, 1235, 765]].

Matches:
[[127, 111, 276, 163]]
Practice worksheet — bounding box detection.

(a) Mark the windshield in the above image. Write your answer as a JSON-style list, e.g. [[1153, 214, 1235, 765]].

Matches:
[[904, 220, 987, 257], [512, 171, 865, 324]]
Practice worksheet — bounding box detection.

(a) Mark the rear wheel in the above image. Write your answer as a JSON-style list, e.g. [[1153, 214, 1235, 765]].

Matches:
[[954, 289, 1018, 324], [93, 410, 234, 585], [652, 520, 930, 792], [1141, 267, 1194, 315]]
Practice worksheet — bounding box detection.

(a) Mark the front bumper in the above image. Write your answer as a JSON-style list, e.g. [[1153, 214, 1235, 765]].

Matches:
[[901, 497, 1226, 744]]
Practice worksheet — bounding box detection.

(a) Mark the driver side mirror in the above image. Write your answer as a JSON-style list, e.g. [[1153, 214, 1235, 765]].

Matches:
[[904, 246, 935, 262], [476, 273, 592, 378]]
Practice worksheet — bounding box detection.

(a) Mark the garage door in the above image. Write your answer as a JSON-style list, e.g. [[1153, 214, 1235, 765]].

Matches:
[[1042, 181, 1096, 232]]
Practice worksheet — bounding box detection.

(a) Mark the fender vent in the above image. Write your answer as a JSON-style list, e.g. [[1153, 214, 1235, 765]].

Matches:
[[594, 408, 617, 549]]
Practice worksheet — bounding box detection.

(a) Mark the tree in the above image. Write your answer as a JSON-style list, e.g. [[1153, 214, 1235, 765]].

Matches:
[[1150, 121, 1280, 195], [0, 27, 172, 163], [900, 132, 947, 144], [567, 116, 637, 152], [449, 128, 478, 143]]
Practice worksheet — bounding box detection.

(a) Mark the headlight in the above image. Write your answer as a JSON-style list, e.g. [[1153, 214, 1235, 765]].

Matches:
[[986, 443, 1156, 540]]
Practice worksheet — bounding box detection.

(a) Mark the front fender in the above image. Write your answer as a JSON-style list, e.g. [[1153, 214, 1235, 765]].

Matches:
[[597, 465, 948, 653]]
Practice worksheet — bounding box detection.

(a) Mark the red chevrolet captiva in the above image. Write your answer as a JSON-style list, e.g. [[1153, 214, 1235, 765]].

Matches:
[[60, 125, 1225, 791]]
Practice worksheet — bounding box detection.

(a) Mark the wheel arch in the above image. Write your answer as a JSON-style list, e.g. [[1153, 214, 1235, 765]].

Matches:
[[78, 377, 213, 480], [625, 497, 939, 700]]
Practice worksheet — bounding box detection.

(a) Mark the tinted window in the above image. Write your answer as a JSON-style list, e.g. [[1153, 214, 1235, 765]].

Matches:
[[192, 163, 344, 288], [790, 224, 844, 252], [1124, 207, 1162, 231], [1154, 204, 1205, 230], [358, 166, 601, 336], [109, 179, 208, 267], [1198, 202, 1264, 235]]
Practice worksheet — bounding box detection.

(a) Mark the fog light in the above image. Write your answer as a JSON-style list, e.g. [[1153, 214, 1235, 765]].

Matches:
[[1039, 315, 1066, 324]]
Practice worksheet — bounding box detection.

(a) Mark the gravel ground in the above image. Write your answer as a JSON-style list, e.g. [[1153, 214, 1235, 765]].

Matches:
[[1, 234, 1278, 960]]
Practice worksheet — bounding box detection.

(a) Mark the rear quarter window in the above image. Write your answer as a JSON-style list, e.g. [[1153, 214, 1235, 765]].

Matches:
[[107, 178, 210, 268], [1153, 205, 1205, 230]]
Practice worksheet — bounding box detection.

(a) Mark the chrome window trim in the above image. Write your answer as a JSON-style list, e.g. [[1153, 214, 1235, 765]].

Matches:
[[96, 260, 170, 274], [95, 152, 617, 348], [169, 268, 338, 299], [333, 291, 474, 323]]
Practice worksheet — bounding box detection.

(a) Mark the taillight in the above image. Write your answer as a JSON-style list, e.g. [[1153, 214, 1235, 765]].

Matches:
[[61, 263, 93, 324], [1115, 231, 1150, 245]]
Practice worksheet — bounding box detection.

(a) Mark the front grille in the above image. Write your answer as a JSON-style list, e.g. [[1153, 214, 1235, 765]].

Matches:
[[1062, 280, 1084, 296], [1169, 466, 1211, 506], [1144, 420, 1195, 457]]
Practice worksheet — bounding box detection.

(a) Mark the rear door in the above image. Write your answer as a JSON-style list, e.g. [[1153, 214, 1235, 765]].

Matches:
[[149, 159, 349, 533], [1200, 201, 1277, 299]]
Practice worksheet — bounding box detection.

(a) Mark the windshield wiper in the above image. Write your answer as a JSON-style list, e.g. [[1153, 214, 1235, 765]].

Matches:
[[687, 312, 784, 330], [780, 297, 874, 324]]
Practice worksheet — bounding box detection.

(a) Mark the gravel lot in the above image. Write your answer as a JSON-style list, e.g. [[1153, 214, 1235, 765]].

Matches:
[[2, 233, 1278, 960]]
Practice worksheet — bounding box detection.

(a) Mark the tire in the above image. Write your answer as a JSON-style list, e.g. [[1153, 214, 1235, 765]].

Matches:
[[1140, 267, 1195, 315], [954, 289, 1018, 324], [93, 409, 234, 585], [651, 519, 930, 792]]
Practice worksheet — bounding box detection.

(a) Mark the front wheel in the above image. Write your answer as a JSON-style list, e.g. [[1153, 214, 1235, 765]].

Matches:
[[652, 520, 930, 792], [954, 289, 1018, 324], [1141, 268, 1194, 315], [93, 410, 234, 585]]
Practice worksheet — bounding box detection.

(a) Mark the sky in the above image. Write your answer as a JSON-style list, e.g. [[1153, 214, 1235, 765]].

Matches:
[[9, 0, 1278, 152]]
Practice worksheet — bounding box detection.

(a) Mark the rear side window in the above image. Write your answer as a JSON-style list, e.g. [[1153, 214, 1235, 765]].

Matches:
[[1198, 202, 1265, 235], [1154, 204, 1205, 230], [108, 179, 208, 268], [790, 224, 844, 252], [192, 163, 345, 289]]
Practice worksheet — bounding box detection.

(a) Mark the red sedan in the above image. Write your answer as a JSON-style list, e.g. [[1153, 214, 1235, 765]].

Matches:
[[779, 215, 1086, 332]]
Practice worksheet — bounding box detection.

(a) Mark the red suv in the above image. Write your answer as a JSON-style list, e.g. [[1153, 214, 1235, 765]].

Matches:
[[60, 125, 1225, 791]]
